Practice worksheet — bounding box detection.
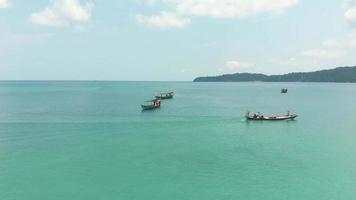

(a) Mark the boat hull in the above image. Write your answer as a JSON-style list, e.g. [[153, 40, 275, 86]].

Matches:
[[156, 96, 173, 99], [155, 92, 174, 100], [155, 96, 173, 100], [246, 115, 298, 121], [141, 104, 160, 110], [281, 88, 288, 93]]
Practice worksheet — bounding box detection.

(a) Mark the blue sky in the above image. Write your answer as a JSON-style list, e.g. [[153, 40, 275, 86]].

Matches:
[[1, 0, 356, 81]]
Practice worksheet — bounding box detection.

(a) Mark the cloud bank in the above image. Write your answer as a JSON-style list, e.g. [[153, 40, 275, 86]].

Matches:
[[137, 0, 299, 29], [0, 0, 11, 9], [136, 12, 191, 29], [345, 6, 356, 25], [175, 0, 298, 19], [30, 0, 93, 27]]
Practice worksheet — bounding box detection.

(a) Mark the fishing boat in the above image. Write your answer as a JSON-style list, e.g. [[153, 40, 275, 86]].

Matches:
[[141, 99, 161, 110], [281, 88, 288, 93], [246, 111, 298, 121], [155, 92, 174, 100]]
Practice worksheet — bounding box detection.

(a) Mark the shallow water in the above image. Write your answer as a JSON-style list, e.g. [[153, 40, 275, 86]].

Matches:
[[0, 81, 355, 200]]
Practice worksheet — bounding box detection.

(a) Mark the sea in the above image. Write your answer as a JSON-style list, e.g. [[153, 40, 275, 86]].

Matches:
[[0, 81, 355, 200]]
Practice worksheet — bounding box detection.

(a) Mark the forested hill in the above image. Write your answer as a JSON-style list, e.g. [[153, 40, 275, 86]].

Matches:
[[193, 66, 356, 83]]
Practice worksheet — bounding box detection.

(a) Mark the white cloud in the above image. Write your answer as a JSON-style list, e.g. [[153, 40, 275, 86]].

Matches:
[[300, 34, 356, 60], [322, 39, 341, 48], [30, 0, 93, 27], [136, 12, 191, 29], [301, 49, 344, 59], [0, 0, 10, 8], [180, 68, 193, 73], [216, 60, 254, 73], [217, 67, 224, 72], [225, 60, 253, 71], [324, 32, 356, 48], [145, 0, 156, 6], [289, 57, 296, 62], [137, 0, 298, 29], [175, 0, 299, 19], [30, 8, 66, 27], [348, 31, 356, 47], [345, 6, 356, 24]]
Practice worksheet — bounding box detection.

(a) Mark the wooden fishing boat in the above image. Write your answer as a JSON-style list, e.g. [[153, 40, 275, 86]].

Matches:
[[155, 92, 174, 100], [141, 99, 161, 110], [281, 88, 288, 93], [246, 111, 297, 121]]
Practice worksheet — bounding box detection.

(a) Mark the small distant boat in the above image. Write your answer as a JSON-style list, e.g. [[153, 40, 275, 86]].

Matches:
[[246, 111, 298, 121], [281, 88, 288, 93], [141, 99, 161, 110], [155, 92, 174, 100]]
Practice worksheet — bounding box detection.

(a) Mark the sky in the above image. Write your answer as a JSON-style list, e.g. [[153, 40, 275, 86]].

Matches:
[[1, 0, 356, 81]]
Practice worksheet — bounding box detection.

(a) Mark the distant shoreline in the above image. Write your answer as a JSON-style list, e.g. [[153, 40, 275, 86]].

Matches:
[[0, 80, 355, 84], [194, 66, 356, 83]]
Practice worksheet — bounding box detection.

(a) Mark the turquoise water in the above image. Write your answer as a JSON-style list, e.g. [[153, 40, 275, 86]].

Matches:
[[0, 81, 356, 200]]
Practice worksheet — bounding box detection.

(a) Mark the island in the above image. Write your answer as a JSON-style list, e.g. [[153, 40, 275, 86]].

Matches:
[[194, 66, 356, 83]]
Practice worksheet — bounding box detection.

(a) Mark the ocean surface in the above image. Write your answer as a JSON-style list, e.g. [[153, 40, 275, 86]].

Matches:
[[0, 81, 355, 200]]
